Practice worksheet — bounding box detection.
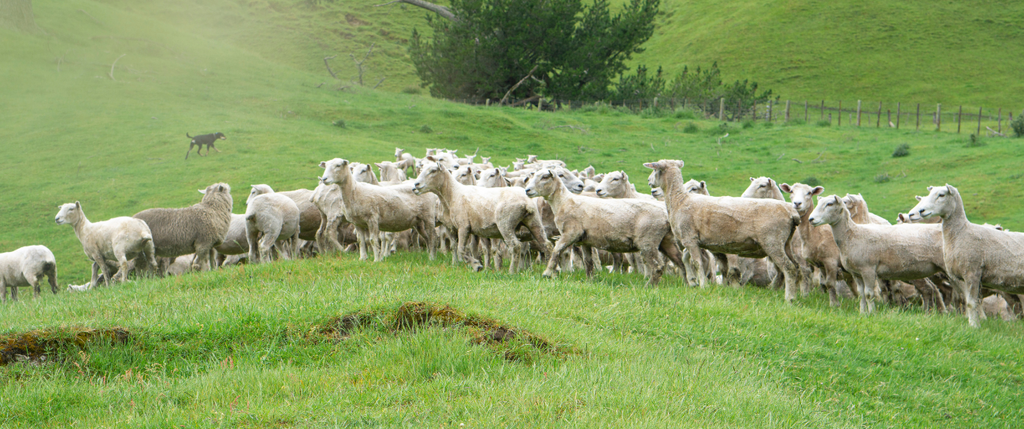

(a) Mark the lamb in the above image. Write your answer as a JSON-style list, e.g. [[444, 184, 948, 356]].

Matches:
[[412, 160, 548, 272], [133, 183, 233, 272], [810, 194, 946, 314], [56, 201, 157, 287], [214, 214, 249, 262], [320, 158, 437, 261], [842, 194, 891, 225], [909, 184, 1024, 327], [524, 168, 686, 285], [778, 183, 845, 306], [0, 245, 58, 301], [595, 171, 656, 200], [644, 160, 803, 301], [245, 185, 302, 263], [247, 185, 321, 242]]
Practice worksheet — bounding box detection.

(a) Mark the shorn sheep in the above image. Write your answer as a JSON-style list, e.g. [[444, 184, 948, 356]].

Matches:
[[248, 185, 321, 242], [645, 160, 803, 301], [56, 201, 157, 287], [778, 183, 844, 306], [909, 184, 1024, 327], [0, 245, 58, 301], [595, 171, 656, 200], [319, 158, 437, 262], [810, 194, 945, 314], [245, 185, 302, 263], [413, 161, 549, 272], [133, 183, 234, 272], [525, 168, 686, 285]]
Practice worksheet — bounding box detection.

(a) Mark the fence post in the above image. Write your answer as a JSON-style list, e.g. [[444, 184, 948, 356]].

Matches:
[[719, 98, 725, 120], [856, 100, 862, 126], [998, 108, 1002, 133], [957, 105, 962, 133], [977, 107, 983, 136], [896, 102, 901, 129], [877, 102, 882, 128], [838, 101, 842, 126], [752, 102, 757, 121], [804, 101, 808, 122], [768, 100, 773, 122], [936, 104, 941, 131], [538, 98, 544, 111], [820, 100, 825, 120], [785, 100, 791, 122], [653, 97, 658, 110], [887, 110, 891, 127]]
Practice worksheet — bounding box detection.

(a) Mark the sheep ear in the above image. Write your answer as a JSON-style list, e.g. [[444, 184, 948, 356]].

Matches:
[[319, 161, 327, 168], [749, 177, 755, 182], [375, 163, 383, 168], [946, 184, 954, 193], [593, 174, 604, 181], [915, 195, 922, 201], [426, 155, 437, 162], [503, 178, 511, 186], [811, 186, 824, 196], [927, 186, 933, 191], [198, 189, 207, 194], [642, 162, 658, 169], [779, 183, 792, 193], [621, 171, 629, 180], [768, 178, 775, 186], [699, 181, 706, 189]]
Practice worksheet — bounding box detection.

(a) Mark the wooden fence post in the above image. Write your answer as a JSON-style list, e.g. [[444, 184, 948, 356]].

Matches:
[[785, 100, 791, 122], [838, 101, 842, 126], [719, 97, 725, 120], [916, 103, 920, 130], [820, 100, 825, 120], [957, 105, 962, 133], [856, 100, 862, 126], [936, 104, 941, 131], [887, 110, 891, 127], [877, 102, 882, 128], [768, 100, 773, 122], [804, 101, 808, 122], [653, 97, 658, 110], [977, 107, 983, 136], [998, 108, 1002, 133], [896, 102, 901, 129]]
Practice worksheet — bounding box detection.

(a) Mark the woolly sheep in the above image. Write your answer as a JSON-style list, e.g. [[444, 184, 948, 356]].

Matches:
[[248, 185, 321, 242], [0, 245, 57, 301], [645, 160, 803, 301], [56, 201, 157, 287], [133, 183, 233, 272], [909, 184, 1024, 327]]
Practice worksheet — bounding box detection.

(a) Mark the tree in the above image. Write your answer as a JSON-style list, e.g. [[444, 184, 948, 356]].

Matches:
[[406, 0, 658, 102], [0, 0, 40, 33]]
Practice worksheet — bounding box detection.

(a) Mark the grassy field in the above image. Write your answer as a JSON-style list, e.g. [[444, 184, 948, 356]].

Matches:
[[3, 1, 1024, 427]]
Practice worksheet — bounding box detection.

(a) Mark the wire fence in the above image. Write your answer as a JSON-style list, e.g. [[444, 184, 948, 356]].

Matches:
[[451, 97, 1021, 137]]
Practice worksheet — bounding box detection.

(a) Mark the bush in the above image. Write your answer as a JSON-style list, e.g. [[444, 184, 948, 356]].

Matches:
[[419, 125, 433, 133], [1012, 113, 1024, 137], [967, 133, 986, 147], [802, 176, 821, 187], [816, 119, 831, 127], [673, 109, 697, 120], [401, 86, 422, 95], [786, 119, 806, 126], [682, 122, 699, 133], [332, 119, 346, 128], [874, 173, 890, 183], [892, 143, 910, 157], [742, 120, 754, 129], [763, 122, 774, 128]]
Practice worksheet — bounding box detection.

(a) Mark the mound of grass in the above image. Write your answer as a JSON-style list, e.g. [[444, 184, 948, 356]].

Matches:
[[893, 143, 910, 157]]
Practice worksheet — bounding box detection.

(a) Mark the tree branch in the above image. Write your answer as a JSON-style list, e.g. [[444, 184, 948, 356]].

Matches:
[[376, 0, 456, 21], [500, 65, 538, 106], [108, 54, 125, 81], [323, 55, 338, 79]]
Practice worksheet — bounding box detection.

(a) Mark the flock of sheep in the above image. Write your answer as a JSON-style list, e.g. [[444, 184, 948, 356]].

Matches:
[[3, 147, 1023, 328]]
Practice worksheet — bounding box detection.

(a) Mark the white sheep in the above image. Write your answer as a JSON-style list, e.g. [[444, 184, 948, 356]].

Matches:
[[595, 171, 656, 200], [214, 214, 249, 263], [248, 185, 321, 243], [320, 158, 437, 262], [810, 194, 945, 314], [645, 160, 803, 301], [245, 185, 302, 263], [0, 245, 57, 301], [842, 194, 891, 225], [412, 161, 548, 272], [741, 177, 786, 200], [376, 161, 408, 183], [525, 168, 685, 285], [56, 201, 157, 287], [779, 183, 845, 306], [909, 184, 1024, 327]]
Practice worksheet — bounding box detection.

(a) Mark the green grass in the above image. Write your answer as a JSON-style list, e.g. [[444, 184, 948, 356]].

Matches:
[[4, 2, 1024, 427]]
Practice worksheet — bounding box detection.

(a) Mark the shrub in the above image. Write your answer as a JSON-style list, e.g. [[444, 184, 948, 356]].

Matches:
[[786, 119, 806, 126], [419, 125, 433, 133], [874, 173, 890, 183], [892, 143, 910, 157], [401, 86, 422, 95], [967, 133, 986, 147], [763, 122, 774, 128], [673, 109, 697, 120], [742, 120, 754, 129], [816, 119, 831, 127], [1012, 113, 1024, 137], [802, 176, 821, 187], [682, 122, 699, 134], [332, 119, 346, 128]]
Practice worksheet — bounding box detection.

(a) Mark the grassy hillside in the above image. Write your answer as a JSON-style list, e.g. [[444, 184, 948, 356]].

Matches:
[[3, 3, 1024, 427]]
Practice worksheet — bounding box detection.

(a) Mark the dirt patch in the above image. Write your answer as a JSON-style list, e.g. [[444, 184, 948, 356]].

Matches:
[[0, 327, 132, 366], [345, 13, 370, 27], [312, 301, 571, 363]]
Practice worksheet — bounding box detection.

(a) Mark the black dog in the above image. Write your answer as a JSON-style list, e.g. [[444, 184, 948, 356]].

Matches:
[[185, 132, 226, 160]]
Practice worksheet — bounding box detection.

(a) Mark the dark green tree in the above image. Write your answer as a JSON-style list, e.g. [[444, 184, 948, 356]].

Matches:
[[407, 0, 659, 103]]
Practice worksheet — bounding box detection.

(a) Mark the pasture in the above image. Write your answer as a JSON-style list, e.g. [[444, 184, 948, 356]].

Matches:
[[2, 1, 1024, 427]]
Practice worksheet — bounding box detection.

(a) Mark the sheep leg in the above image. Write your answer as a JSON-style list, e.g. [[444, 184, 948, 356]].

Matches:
[[90, 261, 101, 289], [8, 281, 17, 302], [544, 233, 581, 279], [413, 221, 436, 261], [764, 241, 800, 303], [678, 239, 709, 288], [581, 245, 596, 278], [713, 253, 731, 285], [0, 280, 6, 302], [354, 227, 370, 260], [367, 220, 384, 262], [97, 258, 115, 287], [522, 212, 551, 260], [641, 249, 664, 286], [657, 236, 687, 282], [457, 227, 483, 272], [856, 271, 879, 314], [823, 263, 840, 307], [960, 272, 983, 328]]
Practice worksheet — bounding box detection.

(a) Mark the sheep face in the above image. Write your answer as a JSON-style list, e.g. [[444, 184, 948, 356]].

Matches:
[[199, 183, 232, 203], [909, 184, 956, 221], [394, 147, 404, 160], [412, 162, 444, 195], [351, 163, 376, 184], [741, 177, 779, 199], [642, 159, 684, 190], [453, 165, 475, 185], [551, 167, 584, 194], [55, 202, 81, 225], [247, 184, 274, 206], [682, 179, 708, 196], [808, 195, 845, 226], [478, 168, 506, 188], [319, 158, 350, 185], [523, 169, 559, 199], [840, 194, 865, 218], [779, 183, 823, 214]]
